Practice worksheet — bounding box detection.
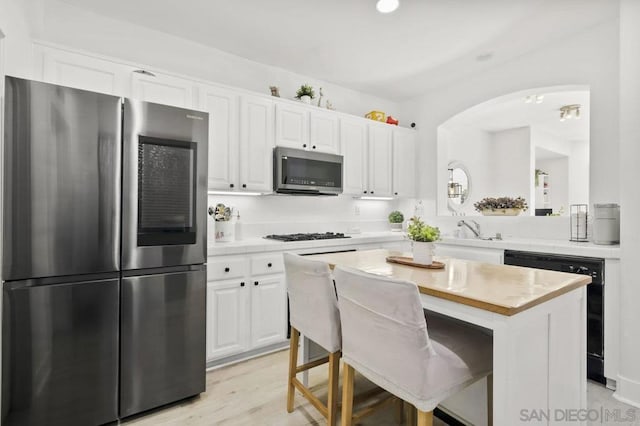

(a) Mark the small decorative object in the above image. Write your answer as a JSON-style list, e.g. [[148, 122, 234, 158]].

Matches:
[[295, 84, 315, 104], [365, 110, 386, 122], [326, 100, 335, 111], [570, 204, 589, 242], [407, 216, 440, 265], [386, 116, 399, 126], [209, 203, 235, 242], [534, 169, 547, 186], [474, 197, 528, 216], [269, 86, 280, 97], [388, 210, 404, 232], [317, 87, 324, 107]]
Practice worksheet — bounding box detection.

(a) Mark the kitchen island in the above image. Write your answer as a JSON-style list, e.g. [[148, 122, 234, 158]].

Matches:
[[306, 249, 592, 425]]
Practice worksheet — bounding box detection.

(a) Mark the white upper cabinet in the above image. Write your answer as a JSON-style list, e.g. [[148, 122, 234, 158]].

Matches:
[[275, 102, 338, 153], [392, 129, 417, 198], [340, 118, 368, 196], [201, 85, 239, 191], [275, 103, 309, 150], [39, 47, 132, 96], [368, 124, 393, 197], [131, 69, 198, 108], [240, 95, 275, 192], [309, 110, 339, 153]]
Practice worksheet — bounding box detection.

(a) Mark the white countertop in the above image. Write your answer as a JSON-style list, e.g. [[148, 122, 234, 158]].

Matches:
[[207, 231, 407, 256], [438, 236, 620, 259]]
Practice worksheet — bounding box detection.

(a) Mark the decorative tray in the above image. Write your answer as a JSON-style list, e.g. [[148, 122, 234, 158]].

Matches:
[[385, 256, 445, 269]]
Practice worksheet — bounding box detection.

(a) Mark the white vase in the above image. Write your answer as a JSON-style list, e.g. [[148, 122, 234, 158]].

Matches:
[[412, 241, 435, 265], [390, 222, 403, 232], [300, 95, 311, 104]]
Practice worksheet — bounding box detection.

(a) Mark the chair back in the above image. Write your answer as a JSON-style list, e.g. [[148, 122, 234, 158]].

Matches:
[[283, 253, 341, 353], [333, 266, 437, 399]]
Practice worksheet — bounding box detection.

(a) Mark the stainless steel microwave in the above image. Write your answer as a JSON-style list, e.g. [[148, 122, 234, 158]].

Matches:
[[273, 147, 343, 195]]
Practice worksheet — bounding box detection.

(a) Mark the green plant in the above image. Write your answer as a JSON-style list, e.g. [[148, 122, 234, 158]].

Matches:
[[388, 210, 404, 223], [295, 84, 315, 99], [473, 196, 528, 212], [407, 217, 440, 242]]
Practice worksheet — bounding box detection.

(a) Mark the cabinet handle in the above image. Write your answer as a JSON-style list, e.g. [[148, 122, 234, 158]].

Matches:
[[240, 282, 245, 287], [312, 145, 316, 149], [242, 184, 247, 188], [133, 69, 156, 77], [370, 191, 374, 194], [224, 267, 230, 272], [230, 183, 234, 188], [394, 192, 398, 195], [363, 190, 368, 194], [267, 263, 272, 268], [254, 281, 259, 286], [302, 144, 307, 148]]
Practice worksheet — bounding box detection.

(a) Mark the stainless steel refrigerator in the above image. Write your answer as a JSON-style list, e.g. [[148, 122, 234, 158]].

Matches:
[[2, 77, 208, 425]]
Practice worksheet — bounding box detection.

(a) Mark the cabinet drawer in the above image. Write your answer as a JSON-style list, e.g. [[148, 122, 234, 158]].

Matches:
[[251, 254, 284, 276], [208, 257, 248, 280]]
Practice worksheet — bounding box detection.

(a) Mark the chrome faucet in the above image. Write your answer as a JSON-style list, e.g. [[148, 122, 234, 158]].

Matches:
[[457, 220, 481, 238]]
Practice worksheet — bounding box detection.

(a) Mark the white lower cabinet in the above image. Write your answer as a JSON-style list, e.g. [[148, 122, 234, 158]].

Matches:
[[206, 254, 287, 362], [250, 275, 287, 348], [206, 278, 249, 360]]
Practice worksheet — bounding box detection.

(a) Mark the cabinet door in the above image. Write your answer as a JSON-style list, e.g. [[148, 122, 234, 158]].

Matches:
[[131, 70, 197, 108], [250, 275, 287, 349], [275, 103, 309, 149], [368, 124, 393, 197], [239, 95, 274, 192], [41, 47, 131, 96], [207, 279, 249, 361], [392, 130, 416, 198], [340, 118, 368, 196], [202, 86, 239, 190], [309, 110, 339, 153]]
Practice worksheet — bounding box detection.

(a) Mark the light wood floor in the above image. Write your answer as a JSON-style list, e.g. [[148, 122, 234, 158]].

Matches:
[[120, 349, 445, 426], [121, 349, 638, 426]]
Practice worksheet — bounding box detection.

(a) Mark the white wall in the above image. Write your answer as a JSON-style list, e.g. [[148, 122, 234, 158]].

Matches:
[[0, 0, 36, 78], [440, 124, 493, 215], [33, 0, 400, 119], [401, 17, 619, 227], [615, 0, 640, 408], [569, 140, 589, 206], [489, 127, 532, 207]]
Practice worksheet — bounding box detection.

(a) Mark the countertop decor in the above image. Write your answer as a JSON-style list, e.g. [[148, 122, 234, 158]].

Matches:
[[474, 196, 528, 216]]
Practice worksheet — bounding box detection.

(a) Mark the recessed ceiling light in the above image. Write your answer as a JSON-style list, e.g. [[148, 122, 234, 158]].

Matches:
[[376, 0, 399, 14]]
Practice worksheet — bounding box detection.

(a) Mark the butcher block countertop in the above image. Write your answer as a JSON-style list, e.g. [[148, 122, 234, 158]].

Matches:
[[307, 249, 592, 316]]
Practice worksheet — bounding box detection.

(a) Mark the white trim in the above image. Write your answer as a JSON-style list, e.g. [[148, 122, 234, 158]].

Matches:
[[613, 374, 640, 409]]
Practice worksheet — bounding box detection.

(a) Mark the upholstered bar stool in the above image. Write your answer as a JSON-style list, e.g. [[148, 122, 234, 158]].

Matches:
[[283, 253, 342, 426], [333, 266, 494, 426]]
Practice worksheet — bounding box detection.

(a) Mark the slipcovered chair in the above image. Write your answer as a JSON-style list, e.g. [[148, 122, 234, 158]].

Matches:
[[333, 265, 494, 426], [283, 253, 342, 426]]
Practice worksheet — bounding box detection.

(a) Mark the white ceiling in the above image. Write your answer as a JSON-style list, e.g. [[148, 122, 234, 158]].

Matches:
[[56, 0, 617, 100], [445, 89, 590, 142]]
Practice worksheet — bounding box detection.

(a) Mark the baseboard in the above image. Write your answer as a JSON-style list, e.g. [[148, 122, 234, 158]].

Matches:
[[206, 342, 289, 371], [613, 374, 640, 408]]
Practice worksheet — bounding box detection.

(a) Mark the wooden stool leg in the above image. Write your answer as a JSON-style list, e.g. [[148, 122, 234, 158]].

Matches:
[[287, 327, 300, 413], [407, 403, 416, 426], [327, 351, 340, 426], [487, 374, 493, 426], [394, 398, 404, 424], [416, 410, 433, 426], [341, 362, 355, 426]]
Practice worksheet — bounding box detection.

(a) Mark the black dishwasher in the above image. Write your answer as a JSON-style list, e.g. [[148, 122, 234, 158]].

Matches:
[[504, 250, 605, 384]]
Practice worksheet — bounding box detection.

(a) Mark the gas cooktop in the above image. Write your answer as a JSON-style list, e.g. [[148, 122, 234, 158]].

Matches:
[[264, 232, 351, 242]]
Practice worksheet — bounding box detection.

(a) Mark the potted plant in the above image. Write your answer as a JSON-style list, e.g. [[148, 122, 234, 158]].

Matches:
[[295, 84, 315, 104], [407, 216, 440, 265], [388, 210, 404, 232], [473, 196, 528, 216]]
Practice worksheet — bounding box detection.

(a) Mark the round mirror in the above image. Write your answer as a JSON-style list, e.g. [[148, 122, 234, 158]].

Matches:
[[447, 161, 471, 211]]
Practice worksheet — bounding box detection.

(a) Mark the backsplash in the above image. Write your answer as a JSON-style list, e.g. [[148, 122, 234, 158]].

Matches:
[[206, 194, 402, 241]]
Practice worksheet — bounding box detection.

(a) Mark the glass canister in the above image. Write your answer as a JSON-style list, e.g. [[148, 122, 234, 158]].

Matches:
[[570, 204, 589, 242]]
